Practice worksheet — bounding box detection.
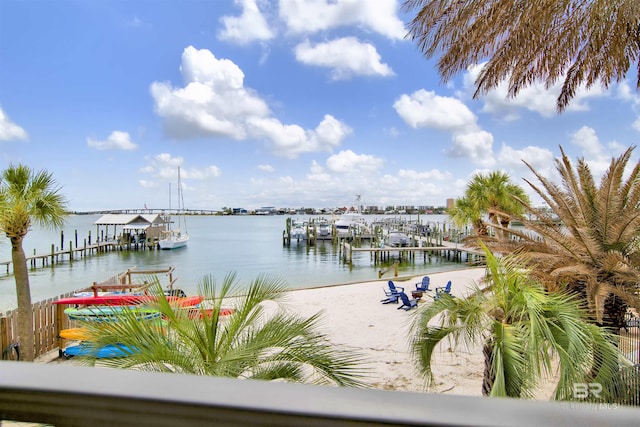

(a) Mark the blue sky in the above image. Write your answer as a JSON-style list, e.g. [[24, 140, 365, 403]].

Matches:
[[1, 0, 639, 212]]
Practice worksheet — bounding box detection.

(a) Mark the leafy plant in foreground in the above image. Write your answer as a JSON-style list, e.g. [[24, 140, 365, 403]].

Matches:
[[76, 272, 368, 387]]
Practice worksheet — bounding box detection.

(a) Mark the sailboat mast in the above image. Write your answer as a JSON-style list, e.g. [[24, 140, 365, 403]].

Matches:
[[178, 166, 187, 233]]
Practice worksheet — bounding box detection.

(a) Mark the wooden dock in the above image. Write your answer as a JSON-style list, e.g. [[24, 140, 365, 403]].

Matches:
[[1, 239, 155, 276], [340, 239, 486, 266]]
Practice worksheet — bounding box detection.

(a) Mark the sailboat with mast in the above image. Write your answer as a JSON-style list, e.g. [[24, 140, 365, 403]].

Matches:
[[159, 167, 189, 250]]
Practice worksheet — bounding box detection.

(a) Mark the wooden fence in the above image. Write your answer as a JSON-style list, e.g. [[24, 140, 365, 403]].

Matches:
[[0, 267, 177, 360], [1, 293, 78, 360]]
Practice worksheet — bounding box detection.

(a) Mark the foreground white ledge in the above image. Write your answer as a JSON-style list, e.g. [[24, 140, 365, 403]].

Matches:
[[1, 362, 638, 426]]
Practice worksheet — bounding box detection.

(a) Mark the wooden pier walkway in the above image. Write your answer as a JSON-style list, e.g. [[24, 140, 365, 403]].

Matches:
[[340, 239, 486, 266], [0, 239, 154, 275]]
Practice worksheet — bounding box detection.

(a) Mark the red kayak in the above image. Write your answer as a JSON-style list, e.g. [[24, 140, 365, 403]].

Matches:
[[54, 295, 203, 307]]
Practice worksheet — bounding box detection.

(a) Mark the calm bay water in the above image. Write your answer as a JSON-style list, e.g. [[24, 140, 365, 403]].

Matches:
[[0, 214, 460, 312]]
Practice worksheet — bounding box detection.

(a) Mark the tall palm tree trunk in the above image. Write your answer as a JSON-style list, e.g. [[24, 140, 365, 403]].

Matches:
[[602, 294, 627, 334], [482, 338, 494, 396], [11, 236, 35, 361], [473, 219, 489, 236]]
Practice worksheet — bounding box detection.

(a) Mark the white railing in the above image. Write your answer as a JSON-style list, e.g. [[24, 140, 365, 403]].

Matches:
[[1, 362, 639, 426]]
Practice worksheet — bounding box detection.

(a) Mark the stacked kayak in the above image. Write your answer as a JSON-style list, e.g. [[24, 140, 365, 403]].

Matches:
[[63, 306, 163, 322], [57, 293, 236, 358], [57, 294, 203, 359], [63, 343, 137, 358], [59, 328, 91, 340], [54, 294, 204, 307]]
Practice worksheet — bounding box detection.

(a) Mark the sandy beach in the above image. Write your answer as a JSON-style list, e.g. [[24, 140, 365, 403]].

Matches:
[[42, 266, 559, 398], [282, 267, 489, 396]]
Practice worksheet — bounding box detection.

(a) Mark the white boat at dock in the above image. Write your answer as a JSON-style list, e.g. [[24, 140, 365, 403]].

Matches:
[[159, 167, 189, 250], [333, 195, 369, 238], [317, 219, 331, 238], [290, 220, 307, 241], [159, 229, 189, 250], [386, 230, 409, 247]]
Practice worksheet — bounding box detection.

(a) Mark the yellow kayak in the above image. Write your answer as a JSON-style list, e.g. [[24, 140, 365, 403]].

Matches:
[[60, 320, 168, 341], [59, 328, 90, 340]]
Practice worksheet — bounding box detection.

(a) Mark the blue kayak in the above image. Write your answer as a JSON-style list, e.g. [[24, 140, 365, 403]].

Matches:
[[63, 343, 137, 358]]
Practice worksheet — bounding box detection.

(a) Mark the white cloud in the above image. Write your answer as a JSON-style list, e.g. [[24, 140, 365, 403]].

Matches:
[[279, 0, 405, 39], [87, 131, 137, 151], [393, 89, 477, 133], [571, 126, 604, 159], [616, 80, 638, 102], [240, 153, 471, 209], [450, 131, 495, 168], [397, 168, 451, 181], [325, 149, 383, 173], [569, 126, 611, 179], [247, 114, 351, 158], [394, 89, 495, 167], [218, 0, 275, 45], [141, 153, 221, 183], [257, 164, 275, 172], [623, 82, 640, 133], [152, 47, 268, 140], [151, 46, 350, 157], [497, 144, 555, 171], [294, 37, 394, 80], [495, 144, 557, 192], [184, 166, 222, 180], [463, 63, 607, 120], [0, 107, 28, 141]]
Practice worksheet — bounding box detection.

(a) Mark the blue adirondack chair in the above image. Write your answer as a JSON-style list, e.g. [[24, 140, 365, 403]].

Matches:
[[383, 280, 404, 297], [397, 292, 418, 311], [381, 293, 400, 304], [433, 280, 453, 300], [415, 276, 431, 292]]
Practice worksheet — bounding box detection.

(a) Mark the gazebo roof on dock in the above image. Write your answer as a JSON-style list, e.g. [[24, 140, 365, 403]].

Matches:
[[94, 214, 166, 229]]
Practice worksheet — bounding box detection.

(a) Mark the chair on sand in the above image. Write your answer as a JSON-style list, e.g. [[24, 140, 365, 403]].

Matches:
[[381, 293, 400, 304], [397, 292, 418, 311], [433, 281, 453, 300], [414, 276, 431, 292], [383, 280, 404, 297]]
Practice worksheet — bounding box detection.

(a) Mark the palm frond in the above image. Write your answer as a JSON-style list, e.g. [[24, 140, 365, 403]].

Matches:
[[514, 146, 640, 326], [72, 272, 368, 387], [411, 243, 625, 398], [489, 321, 530, 398], [403, 0, 640, 111]]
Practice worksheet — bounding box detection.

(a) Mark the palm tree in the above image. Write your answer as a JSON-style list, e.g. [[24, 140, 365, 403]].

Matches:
[[410, 244, 620, 399], [447, 196, 488, 236], [450, 171, 530, 240], [73, 272, 367, 387], [0, 164, 68, 361], [403, 0, 640, 112], [504, 146, 640, 330]]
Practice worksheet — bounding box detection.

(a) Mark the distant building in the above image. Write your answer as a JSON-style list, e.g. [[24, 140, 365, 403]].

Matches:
[[446, 198, 455, 209], [255, 206, 276, 215]]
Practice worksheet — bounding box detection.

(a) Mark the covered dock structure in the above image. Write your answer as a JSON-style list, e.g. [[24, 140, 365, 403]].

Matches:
[[94, 213, 167, 247]]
